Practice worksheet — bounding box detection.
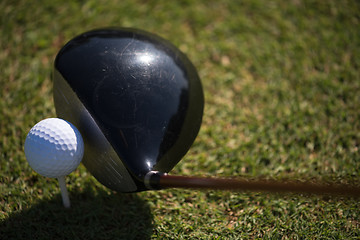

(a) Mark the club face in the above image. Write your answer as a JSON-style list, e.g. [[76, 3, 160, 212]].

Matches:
[[53, 28, 204, 192]]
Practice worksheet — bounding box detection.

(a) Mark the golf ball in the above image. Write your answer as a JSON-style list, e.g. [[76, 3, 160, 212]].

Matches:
[[24, 118, 84, 178]]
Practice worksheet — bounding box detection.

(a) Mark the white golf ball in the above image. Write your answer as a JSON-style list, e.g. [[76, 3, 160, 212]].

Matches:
[[24, 118, 84, 178]]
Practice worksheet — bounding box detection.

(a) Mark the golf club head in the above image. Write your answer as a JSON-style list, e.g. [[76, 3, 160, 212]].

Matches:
[[53, 28, 204, 192]]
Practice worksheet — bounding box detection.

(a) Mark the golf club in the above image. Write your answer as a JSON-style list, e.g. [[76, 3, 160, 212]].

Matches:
[[53, 28, 359, 197]]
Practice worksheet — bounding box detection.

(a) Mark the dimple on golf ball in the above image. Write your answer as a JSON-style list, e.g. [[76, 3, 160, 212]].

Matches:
[[24, 118, 84, 178]]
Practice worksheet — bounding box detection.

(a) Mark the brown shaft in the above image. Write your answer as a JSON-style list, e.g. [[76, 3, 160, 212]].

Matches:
[[159, 175, 360, 197]]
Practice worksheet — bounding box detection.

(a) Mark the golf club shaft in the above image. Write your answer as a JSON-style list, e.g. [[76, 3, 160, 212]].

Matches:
[[147, 173, 360, 197]]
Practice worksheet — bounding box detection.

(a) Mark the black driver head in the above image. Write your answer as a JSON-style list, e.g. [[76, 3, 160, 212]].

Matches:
[[53, 28, 204, 192]]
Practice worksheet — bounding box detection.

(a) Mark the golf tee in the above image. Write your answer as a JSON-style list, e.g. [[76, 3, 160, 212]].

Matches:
[[57, 176, 71, 208]]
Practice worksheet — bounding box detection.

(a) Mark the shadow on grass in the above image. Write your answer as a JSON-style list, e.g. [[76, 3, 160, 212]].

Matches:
[[0, 184, 153, 240]]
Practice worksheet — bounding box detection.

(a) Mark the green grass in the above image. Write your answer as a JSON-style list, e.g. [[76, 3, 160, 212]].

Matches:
[[1, 0, 359, 239]]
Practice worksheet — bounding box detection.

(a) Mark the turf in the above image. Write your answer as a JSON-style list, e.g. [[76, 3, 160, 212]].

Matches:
[[1, 0, 359, 239]]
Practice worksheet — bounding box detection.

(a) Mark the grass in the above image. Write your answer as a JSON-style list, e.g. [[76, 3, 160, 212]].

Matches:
[[1, 0, 359, 239]]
